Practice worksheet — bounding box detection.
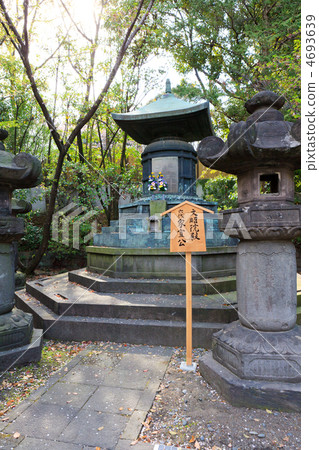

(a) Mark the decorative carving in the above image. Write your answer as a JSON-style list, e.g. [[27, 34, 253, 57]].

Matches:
[[213, 321, 300, 356], [0, 308, 33, 351], [219, 204, 301, 240], [212, 321, 301, 382], [225, 226, 301, 240]]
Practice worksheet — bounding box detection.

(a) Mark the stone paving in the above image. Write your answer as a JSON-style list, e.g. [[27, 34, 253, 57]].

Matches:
[[0, 344, 173, 449]]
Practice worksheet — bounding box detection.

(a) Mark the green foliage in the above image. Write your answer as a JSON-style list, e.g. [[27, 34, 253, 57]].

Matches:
[[294, 170, 301, 204], [19, 210, 87, 264], [19, 214, 43, 252], [200, 174, 238, 210], [152, 0, 301, 133], [0, 52, 50, 157]]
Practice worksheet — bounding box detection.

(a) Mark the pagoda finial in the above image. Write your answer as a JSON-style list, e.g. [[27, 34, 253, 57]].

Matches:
[[165, 79, 171, 94]]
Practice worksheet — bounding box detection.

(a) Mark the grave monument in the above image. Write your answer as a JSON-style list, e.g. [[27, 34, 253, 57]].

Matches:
[[198, 91, 301, 411], [86, 80, 237, 279], [0, 129, 43, 370]]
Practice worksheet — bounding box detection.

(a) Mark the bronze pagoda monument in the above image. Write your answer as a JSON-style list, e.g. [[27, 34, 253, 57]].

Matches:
[[87, 80, 238, 279]]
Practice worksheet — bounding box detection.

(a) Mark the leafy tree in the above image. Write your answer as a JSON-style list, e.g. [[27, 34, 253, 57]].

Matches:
[[199, 173, 238, 209], [152, 0, 301, 134], [0, 0, 155, 274]]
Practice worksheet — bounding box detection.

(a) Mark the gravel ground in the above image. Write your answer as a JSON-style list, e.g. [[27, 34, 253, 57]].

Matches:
[[139, 347, 301, 450]]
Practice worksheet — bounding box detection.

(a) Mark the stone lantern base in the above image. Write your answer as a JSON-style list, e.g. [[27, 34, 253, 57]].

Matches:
[[199, 321, 301, 412], [199, 351, 300, 412], [0, 308, 43, 371]]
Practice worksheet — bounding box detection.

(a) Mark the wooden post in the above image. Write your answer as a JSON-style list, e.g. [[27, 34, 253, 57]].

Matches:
[[185, 251, 192, 366], [160, 201, 215, 371]]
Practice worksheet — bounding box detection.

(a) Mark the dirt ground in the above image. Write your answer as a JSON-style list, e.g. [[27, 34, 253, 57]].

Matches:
[[140, 347, 301, 450]]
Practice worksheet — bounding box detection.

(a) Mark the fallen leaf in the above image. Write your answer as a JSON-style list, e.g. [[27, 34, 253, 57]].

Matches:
[[119, 407, 124, 411], [211, 446, 222, 450], [169, 430, 177, 436], [283, 436, 289, 442], [243, 434, 250, 439], [253, 418, 260, 422], [194, 441, 200, 449], [97, 426, 104, 431], [13, 432, 20, 439], [189, 435, 196, 443], [266, 409, 272, 414], [96, 447, 101, 450]]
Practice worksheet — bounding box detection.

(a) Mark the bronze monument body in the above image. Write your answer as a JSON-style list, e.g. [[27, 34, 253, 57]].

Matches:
[[0, 129, 43, 370], [198, 91, 301, 411]]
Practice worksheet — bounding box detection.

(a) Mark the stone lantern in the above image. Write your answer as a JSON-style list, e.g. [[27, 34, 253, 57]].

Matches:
[[197, 91, 301, 411], [0, 129, 43, 370]]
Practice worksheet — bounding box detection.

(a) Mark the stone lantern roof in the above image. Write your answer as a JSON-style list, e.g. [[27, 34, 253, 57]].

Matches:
[[198, 91, 301, 174], [112, 79, 213, 144], [0, 130, 42, 189]]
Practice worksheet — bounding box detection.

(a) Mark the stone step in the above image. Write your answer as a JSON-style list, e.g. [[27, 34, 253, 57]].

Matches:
[[69, 268, 236, 295], [15, 290, 227, 347], [23, 274, 237, 323], [102, 225, 119, 233]]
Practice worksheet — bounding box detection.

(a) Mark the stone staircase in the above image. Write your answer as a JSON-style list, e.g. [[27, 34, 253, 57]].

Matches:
[[15, 269, 238, 348]]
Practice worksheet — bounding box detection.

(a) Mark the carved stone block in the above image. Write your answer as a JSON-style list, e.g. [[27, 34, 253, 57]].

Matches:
[[212, 321, 301, 383], [0, 308, 33, 351]]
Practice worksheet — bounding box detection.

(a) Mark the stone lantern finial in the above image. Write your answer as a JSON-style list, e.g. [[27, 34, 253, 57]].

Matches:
[[165, 78, 171, 94]]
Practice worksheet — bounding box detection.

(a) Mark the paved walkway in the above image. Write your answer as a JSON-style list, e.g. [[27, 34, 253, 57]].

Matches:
[[0, 344, 173, 449]]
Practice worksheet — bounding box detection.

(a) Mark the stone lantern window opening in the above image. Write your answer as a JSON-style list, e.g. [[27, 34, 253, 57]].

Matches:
[[259, 172, 280, 195], [0, 189, 12, 215]]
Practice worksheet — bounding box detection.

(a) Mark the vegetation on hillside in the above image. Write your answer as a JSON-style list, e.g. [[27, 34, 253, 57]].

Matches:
[[0, 0, 301, 272]]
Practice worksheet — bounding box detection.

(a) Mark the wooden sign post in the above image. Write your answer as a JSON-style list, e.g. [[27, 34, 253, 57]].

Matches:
[[161, 201, 214, 371]]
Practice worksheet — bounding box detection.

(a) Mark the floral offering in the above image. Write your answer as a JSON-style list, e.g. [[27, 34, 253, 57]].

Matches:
[[157, 172, 168, 192], [148, 172, 158, 191]]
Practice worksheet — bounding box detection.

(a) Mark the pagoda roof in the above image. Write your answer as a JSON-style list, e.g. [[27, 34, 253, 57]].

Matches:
[[112, 80, 214, 145]]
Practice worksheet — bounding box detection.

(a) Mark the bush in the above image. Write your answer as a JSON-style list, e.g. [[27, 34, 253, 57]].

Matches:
[[200, 174, 238, 210]]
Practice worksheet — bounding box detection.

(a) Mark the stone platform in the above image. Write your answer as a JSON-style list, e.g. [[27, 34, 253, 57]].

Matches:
[[199, 352, 300, 412], [15, 271, 238, 347], [86, 246, 237, 279]]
